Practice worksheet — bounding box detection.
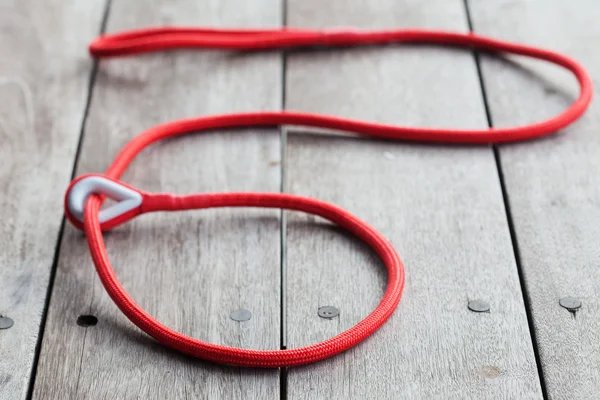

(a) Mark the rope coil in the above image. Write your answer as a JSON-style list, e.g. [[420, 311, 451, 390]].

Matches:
[[65, 26, 593, 367]]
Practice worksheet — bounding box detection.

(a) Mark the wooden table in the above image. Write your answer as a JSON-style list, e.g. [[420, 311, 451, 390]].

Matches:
[[2, 0, 599, 399]]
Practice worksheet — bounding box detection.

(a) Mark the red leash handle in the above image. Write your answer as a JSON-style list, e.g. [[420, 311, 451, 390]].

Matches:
[[65, 27, 593, 368], [89, 27, 593, 144]]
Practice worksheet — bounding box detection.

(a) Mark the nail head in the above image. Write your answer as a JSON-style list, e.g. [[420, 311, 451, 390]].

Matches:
[[559, 297, 581, 311], [230, 309, 252, 322], [468, 300, 490, 313], [318, 306, 339, 319], [77, 315, 98, 327], [0, 316, 14, 330]]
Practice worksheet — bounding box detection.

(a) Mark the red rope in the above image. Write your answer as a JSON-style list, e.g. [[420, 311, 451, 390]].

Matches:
[[65, 26, 593, 368]]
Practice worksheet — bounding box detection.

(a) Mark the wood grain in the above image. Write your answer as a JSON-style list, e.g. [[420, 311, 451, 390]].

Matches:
[[284, 0, 543, 398], [470, 0, 600, 398], [31, 1, 282, 399], [0, 1, 106, 399]]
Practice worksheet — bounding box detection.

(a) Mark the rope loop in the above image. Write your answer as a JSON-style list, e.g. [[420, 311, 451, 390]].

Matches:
[[65, 26, 593, 367]]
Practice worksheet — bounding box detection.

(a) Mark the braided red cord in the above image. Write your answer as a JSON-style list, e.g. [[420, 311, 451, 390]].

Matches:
[[65, 27, 592, 368]]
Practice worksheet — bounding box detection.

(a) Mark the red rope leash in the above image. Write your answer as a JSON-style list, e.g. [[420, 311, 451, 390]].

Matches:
[[64, 27, 593, 368]]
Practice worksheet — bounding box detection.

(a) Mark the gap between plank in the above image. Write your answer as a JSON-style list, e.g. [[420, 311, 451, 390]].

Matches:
[[279, 0, 289, 399], [25, 1, 113, 398], [462, 1, 549, 398]]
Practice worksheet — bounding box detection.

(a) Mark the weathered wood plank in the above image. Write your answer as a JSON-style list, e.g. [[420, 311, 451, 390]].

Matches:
[[284, 0, 543, 399], [32, 1, 282, 399], [470, 0, 600, 398], [0, 1, 106, 399]]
